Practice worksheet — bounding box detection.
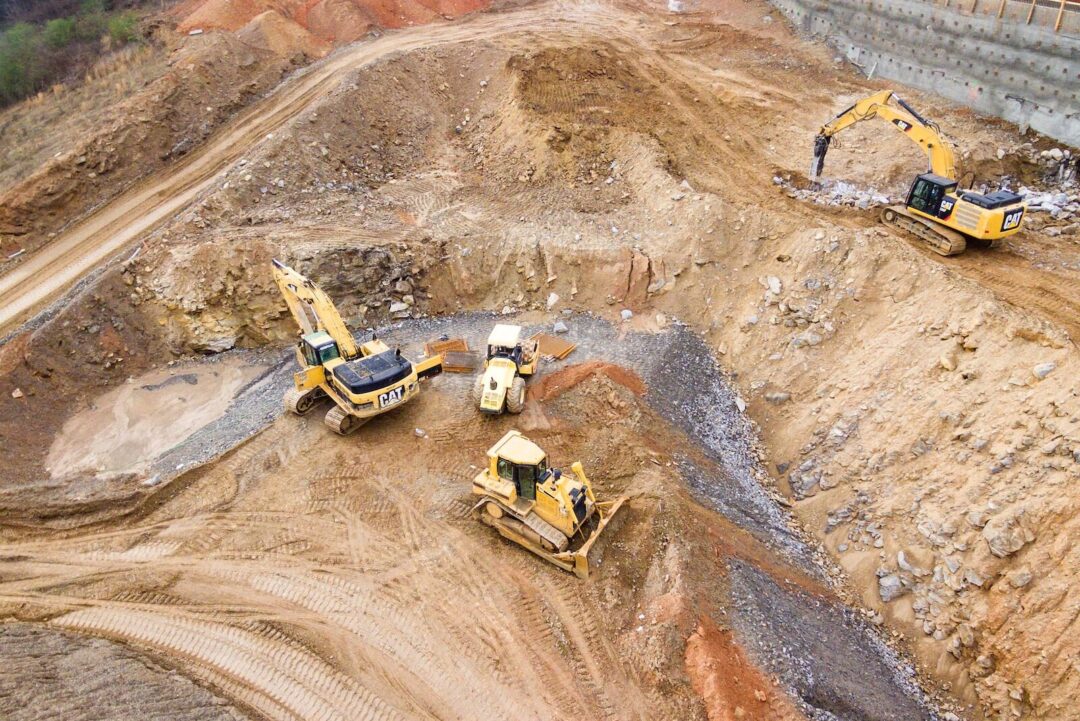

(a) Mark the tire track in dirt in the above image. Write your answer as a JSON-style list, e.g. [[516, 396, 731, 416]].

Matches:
[[944, 246, 1080, 342], [53, 606, 402, 721]]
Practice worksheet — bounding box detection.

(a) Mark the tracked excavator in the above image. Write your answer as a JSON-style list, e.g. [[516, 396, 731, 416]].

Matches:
[[473, 430, 625, 578], [811, 89, 1026, 256], [272, 259, 442, 435]]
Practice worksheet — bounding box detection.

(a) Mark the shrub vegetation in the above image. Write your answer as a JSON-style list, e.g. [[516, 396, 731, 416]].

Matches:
[[0, 1, 147, 106]]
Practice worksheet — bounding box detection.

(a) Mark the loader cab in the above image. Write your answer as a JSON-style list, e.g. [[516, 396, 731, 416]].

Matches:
[[907, 173, 958, 219], [300, 331, 341, 367], [490, 431, 549, 502], [487, 324, 524, 365]]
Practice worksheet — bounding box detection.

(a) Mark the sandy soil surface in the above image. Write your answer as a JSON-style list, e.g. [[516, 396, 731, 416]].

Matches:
[[0, 0, 1078, 719], [0, 316, 944, 721], [46, 359, 264, 479], [0, 623, 244, 721]]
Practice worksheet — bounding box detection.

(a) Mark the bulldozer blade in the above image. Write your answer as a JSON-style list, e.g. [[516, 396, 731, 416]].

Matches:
[[570, 495, 627, 578], [475, 495, 628, 580]]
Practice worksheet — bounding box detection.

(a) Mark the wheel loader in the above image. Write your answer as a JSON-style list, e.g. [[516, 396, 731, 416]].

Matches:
[[272, 260, 442, 435], [811, 89, 1025, 256], [472, 430, 625, 578], [473, 324, 538, 415]]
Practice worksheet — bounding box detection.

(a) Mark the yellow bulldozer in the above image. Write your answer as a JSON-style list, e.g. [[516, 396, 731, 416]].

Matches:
[[272, 259, 442, 435], [473, 324, 538, 415], [812, 89, 1025, 256], [472, 430, 625, 578]]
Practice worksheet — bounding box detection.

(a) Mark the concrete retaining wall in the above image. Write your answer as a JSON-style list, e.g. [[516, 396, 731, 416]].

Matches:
[[769, 0, 1080, 146]]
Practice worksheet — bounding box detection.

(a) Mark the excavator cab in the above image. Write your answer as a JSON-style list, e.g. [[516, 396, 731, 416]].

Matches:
[[907, 173, 957, 219], [300, 331, 341, 367]]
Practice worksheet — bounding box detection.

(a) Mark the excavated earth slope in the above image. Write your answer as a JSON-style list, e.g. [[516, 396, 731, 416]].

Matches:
[[0, 0, 1078, 719]]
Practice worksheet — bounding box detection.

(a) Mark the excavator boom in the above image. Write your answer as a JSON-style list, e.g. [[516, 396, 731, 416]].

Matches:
[[811, 90, 957, 180], [271, 259, 359, 359]]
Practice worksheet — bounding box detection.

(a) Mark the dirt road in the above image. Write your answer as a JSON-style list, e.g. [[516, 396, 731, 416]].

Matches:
[[0, 0, 607, 335]]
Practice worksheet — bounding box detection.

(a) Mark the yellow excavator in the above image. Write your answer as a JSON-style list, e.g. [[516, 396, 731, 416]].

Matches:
[[272, 259, 442, 435], [812, 89, 1025, 255], [473, 430, 625, 578]]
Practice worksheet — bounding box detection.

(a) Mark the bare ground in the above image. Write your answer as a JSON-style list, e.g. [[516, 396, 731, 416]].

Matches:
[[0, 0, 1078, 719]]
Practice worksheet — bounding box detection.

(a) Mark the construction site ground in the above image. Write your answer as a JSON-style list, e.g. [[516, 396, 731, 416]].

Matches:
[[0, 0, 1078, 720]]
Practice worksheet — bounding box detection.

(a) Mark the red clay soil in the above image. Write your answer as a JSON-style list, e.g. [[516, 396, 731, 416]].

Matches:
[[176, 0, 492, 42], [236, 10, 331, 56], [685, 618, 808, 721], [528, 360, 647, 402]]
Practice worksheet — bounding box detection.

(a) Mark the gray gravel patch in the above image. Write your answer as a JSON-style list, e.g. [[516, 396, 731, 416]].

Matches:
[[726, 561, 941, 721]]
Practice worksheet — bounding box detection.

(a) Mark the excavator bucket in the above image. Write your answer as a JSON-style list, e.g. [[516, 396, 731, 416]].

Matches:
[[810, 134, 830, 179]]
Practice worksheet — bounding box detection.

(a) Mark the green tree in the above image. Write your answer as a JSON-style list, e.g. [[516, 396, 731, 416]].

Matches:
[[42, 16, 74, 48], [106, 11, 135, 44], [0, 22, 39, 102], [74, 1, 105, 41]]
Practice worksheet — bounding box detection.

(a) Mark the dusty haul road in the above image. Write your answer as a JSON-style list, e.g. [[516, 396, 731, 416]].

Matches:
[[0, 2, 585, 335], [0, 316, 941, 721]]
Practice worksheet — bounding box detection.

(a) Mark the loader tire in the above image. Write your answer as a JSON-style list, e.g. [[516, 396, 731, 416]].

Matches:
[[505, 377, 526, 414], [473, 375, 486, 407]]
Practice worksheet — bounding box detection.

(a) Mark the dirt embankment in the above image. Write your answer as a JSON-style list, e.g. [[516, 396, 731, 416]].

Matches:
[[174, 0, 493, 43], [0, 30, 304, 261], [0, 0, 1078, 719]]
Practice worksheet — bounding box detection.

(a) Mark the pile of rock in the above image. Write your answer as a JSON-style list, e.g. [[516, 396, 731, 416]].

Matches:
[[1035, 147, 1077, 185], [1018, 187, 1079, 218], [774, 176, 891, 209]]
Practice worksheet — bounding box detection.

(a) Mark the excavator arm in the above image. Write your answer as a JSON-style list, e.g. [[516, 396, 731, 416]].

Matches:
[[811, 89, 957, 180], [271, 259, 359, 359]]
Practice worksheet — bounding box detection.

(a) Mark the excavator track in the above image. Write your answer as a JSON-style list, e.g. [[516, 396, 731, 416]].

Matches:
[[283, 387, 324, 416], [324, 405, 365, 436], [880, 206, 967, 257]]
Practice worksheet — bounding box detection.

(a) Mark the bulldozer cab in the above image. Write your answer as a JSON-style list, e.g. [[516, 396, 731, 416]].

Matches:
[[300, 331, 341, 367], [497, 456, 549, 501], [490, 431, 549, 501]]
